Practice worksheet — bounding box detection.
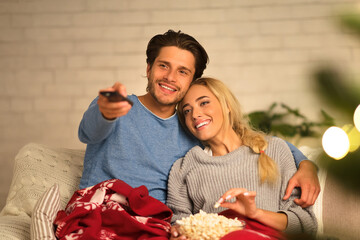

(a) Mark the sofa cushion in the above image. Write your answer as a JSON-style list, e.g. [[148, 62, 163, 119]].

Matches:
[[0, 215, 31, 240], [0, 143, 84, 218], [30, 184, 60, 240]]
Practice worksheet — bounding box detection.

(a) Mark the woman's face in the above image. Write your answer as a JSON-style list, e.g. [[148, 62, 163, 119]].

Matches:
[[181, 84, 226, 142]]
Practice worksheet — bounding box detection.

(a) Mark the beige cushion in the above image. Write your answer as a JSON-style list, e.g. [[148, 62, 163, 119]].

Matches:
[[0, 215, 31, 240], [30, 184, 60, 240], [0, 143, 84, 240], [0, 143, 84, 218]]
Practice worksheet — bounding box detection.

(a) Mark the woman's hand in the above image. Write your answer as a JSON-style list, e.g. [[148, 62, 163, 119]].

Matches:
[[216, 188, 288, 231], [170, 225, 188, 240], [216, 188, 259, 219]]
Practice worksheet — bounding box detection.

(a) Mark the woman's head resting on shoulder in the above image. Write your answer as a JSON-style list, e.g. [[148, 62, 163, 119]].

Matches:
[[177, 77, 279, 183], [177, 78, 236, 143], [177, 77, 247, 143]]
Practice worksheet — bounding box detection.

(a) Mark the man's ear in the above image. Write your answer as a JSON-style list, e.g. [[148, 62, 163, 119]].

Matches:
[[146, 64, 151, 78]]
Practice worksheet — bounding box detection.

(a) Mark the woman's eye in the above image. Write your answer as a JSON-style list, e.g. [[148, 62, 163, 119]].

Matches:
[[200, 101, 209, 106], [183, 109, 191, 115]]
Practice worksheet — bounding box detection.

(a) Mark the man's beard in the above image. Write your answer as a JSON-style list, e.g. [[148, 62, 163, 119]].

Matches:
[[146, 79, 184, 106]]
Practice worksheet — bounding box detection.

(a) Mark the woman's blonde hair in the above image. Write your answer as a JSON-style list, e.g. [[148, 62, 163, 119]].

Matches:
[[177, 77, 278, 183]]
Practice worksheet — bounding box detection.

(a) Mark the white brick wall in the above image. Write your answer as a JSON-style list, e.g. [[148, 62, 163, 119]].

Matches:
[[1, 0, 359, 210]]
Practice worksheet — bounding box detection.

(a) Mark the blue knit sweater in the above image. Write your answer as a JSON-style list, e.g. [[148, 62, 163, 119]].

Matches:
[[78, 94, 199, 203]]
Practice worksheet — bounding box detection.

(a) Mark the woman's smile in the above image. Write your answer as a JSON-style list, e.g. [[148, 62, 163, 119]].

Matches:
[[194, 119, 211, 130]]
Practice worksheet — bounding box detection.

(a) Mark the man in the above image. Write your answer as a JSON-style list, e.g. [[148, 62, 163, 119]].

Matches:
[[78, 30, 319, 208]]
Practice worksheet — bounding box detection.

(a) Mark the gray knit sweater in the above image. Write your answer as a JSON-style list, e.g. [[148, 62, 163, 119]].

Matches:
[[166, 137, 317, 234]]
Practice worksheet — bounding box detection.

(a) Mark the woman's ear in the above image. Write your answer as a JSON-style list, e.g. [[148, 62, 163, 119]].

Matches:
[[226, 103, 231, 114]]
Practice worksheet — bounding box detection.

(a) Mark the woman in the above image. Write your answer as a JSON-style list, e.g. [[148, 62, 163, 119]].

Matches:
[[167, 77, 317, 239]]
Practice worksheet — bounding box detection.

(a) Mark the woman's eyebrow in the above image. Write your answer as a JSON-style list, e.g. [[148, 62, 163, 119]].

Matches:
[[196, 96, 209, 102]]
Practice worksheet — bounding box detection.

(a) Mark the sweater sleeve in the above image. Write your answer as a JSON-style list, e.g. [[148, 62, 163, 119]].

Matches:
[[78, 97, 116, 144], [166, 157, 193, 225], [276, 139, 318, 235]]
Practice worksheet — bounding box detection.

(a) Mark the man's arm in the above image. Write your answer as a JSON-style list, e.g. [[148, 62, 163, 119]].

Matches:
[[284, 141, 320, 208], [78, 82, 132, 144], [78, 98, 116, 144], [286, 141, 307, 167]]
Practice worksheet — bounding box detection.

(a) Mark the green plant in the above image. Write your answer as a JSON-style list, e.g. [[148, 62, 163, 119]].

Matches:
[[247, 102, 335, 139]]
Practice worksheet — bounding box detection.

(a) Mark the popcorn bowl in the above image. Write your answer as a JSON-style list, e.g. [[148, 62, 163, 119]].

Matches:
[[176, 211, 246, 240]]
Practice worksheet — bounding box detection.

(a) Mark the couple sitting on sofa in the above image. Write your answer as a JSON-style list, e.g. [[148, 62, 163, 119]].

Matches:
[[59, 30, 319, 239]]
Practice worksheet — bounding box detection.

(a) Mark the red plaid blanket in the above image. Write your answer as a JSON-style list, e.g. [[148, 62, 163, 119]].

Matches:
[[54, 179, 172, 240]]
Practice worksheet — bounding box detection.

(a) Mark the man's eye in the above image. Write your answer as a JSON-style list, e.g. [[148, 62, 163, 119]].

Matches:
[[179, 70, 188, 75], [159, 64, 167, 68]]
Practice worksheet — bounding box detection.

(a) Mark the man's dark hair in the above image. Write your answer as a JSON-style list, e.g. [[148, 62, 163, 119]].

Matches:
[[146, 30, 209, 80]]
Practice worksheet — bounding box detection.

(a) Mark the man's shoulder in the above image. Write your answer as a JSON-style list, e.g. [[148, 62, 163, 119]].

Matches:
[[268, 136, 288, 148]]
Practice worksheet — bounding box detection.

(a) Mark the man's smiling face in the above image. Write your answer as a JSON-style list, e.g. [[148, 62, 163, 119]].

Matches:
[[146, 46, 196, 106]]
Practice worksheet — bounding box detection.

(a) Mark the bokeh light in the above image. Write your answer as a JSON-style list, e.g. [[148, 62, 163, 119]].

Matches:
[[322, 126, 350, 160], [342, 124, 360, 152], [354, 104, 360, 132]]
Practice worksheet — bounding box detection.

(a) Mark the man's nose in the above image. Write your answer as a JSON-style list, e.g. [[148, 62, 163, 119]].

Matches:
[[164, 69, 176, 82]]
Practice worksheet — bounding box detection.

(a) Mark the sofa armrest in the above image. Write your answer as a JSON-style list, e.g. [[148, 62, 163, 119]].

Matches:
[[299, 146, 360, 240], [298, 146, 327, 236]]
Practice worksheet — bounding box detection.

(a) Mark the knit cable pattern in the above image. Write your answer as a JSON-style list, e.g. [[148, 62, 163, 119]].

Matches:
[[0, 143, 84, 240]]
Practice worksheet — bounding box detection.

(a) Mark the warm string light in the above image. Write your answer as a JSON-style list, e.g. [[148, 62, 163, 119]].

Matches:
[[354, 104, 360, 132], [343, 124, 360, 152], [322, 127, 350, 160], [322, 105, 360, 160]]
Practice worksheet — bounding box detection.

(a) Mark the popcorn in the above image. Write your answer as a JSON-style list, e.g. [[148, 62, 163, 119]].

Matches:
[[176, 210, 245, 240], [213, 202, 221, 208]]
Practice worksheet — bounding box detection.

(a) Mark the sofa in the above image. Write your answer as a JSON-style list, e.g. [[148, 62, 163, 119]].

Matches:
[[0, 142, 359, 240]]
